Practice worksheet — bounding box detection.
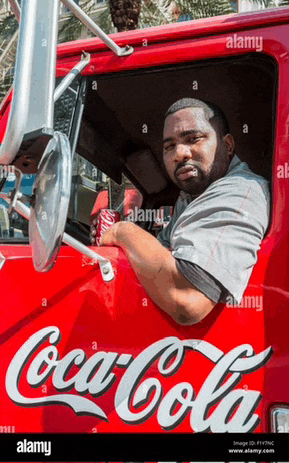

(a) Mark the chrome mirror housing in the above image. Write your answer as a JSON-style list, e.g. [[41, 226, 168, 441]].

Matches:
[[29, 131, 72, 272]]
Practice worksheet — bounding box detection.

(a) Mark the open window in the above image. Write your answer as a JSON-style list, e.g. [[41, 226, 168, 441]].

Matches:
[[0, 53, 277, 244], [76, 53, 277, 233]]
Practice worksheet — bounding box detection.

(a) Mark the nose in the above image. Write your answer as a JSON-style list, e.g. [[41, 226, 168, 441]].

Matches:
[[173, 143, 192, 163]]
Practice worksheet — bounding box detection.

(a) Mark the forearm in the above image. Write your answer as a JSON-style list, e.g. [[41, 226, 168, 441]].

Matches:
[[116, 223, 177, 307], [101, 222, 213, 324]]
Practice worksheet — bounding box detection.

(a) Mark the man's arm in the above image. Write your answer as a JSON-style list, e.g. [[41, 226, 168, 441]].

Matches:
[[99, 221, 216, 325]]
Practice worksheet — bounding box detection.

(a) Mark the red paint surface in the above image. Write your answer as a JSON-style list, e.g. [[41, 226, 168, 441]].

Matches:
[[0, 245, 272, 432]]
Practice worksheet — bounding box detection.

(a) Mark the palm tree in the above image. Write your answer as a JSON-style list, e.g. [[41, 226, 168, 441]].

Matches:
[[109, 0, 142, 31], [1, 0, 289, 102], [58, 0, 235, 39], [109, 0, 234, 31]]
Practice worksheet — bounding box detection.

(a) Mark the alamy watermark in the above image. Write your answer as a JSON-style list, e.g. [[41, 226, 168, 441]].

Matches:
[[277, 422, 289, 433], [127, 207, 165, 224], [226, 295, 263, 312], [277, 163, 289, 178], [226, 34, 263, 52]]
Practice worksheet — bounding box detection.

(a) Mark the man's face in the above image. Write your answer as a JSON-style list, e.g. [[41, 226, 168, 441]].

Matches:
[[163, 107, 233, 196]]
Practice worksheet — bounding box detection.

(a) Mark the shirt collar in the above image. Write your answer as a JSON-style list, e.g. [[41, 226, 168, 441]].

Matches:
[[228, 154, 242, 172]]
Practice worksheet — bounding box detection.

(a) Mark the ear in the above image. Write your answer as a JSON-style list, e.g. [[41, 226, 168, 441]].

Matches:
[[223, 133, 235, 159]]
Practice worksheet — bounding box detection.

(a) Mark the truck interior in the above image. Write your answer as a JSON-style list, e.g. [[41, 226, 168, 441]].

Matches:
[[1, 52, 277, 243], [77, 52, 277, 228]]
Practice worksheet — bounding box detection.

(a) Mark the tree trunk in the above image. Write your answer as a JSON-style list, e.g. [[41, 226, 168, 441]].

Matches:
[[109, 0, 142, 32]]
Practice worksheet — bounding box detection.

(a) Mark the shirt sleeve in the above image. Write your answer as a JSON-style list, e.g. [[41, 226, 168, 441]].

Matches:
[[171, 175, 270, 304], [176, 259, 228, 303]]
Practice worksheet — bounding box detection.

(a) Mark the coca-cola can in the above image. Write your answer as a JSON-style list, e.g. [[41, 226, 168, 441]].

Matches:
[[91, 209, 120, 246]]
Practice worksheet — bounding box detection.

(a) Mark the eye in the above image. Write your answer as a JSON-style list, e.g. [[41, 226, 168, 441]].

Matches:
[[163, 143, 175, 152], [187, 135, 201, 143]]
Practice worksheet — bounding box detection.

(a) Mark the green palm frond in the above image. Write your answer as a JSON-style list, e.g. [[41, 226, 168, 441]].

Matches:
[[0, 72, 13, 102], [58, 0, 96, 43], [0, 13, 18, 102], [91, 4, 115, 35], [0, 0, 288, 105], [244, 0, 276, 6], [139, 0, 174, 28], [139, 0, 175, 28], [172, 0, 234, 20], [0, 12, 18, 41]]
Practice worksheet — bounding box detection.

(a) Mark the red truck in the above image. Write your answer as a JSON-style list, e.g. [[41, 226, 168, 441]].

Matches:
[[0, 0, 288, 454]]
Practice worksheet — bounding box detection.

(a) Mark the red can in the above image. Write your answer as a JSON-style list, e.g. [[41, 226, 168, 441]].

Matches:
[[91, 209, 120, 245]]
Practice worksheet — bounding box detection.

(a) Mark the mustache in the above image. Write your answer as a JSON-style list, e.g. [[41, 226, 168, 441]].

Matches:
[[175, 162, 202, 175]]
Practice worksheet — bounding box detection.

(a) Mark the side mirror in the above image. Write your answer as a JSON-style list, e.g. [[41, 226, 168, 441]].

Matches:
[[29, 132, 72, 272]]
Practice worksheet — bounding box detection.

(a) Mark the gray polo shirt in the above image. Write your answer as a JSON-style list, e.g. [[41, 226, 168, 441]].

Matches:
[[157, 155, 270, 304]]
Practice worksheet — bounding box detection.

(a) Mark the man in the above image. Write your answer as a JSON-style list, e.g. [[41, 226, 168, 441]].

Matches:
[[98, 98, 270, 325]]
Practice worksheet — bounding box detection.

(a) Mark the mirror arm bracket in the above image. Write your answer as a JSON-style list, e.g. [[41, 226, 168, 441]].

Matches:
[[62, 232, 115, 282], [54, 52, 91, 103]]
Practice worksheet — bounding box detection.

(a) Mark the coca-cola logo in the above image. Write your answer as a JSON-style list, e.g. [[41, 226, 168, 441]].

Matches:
[[95, 210, 119, 245], [5, 326, 273, 432]]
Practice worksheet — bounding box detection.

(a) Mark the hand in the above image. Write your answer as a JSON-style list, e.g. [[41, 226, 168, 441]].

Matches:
[[90, 220, 136, 247], [90, 219, 120, 245], [99, 221, 121, 246], [90, 218, 121, 246]]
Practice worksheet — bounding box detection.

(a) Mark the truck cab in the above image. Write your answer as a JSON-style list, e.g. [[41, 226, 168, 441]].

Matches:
[[0, 2, 288, 438]]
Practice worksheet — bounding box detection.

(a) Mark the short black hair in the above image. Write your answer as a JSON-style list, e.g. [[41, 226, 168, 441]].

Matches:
[[165, 98, 230, 137]]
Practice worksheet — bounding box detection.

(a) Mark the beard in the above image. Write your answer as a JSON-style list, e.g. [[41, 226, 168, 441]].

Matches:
[[174, 151, 231, 197]]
